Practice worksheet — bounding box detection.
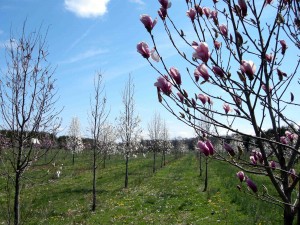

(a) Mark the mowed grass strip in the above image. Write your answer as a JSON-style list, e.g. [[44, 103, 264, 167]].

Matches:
[[0, 152, 282, 224]]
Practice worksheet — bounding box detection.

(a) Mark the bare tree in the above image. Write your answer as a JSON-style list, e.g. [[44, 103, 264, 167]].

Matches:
[[66, 117, 84, 165], [0, 23, 61, 225], [138, 0, 300, 224], [99, 122, 116, 169], [160, 119, 171, 167], [148, 112, 163, 173], [117, 74, 141, 188], [88, 72, 108, 211]]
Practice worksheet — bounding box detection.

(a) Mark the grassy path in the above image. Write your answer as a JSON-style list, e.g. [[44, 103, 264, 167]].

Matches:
[[0, 153, 282, 224]]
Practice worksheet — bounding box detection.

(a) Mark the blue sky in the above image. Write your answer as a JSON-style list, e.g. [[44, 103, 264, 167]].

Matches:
[[1, 0, 299, 139], [0, 0, 196, 139]]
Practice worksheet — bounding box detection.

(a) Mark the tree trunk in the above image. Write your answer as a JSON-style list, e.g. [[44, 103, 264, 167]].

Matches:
[[199, 152, 202, 177], [92, 147, 96, 211], [153, 150, 156, 173], [72, 153, 75, 165], [283, 203, 295, 225], [103, 153, 106, 169], [14, 171, 21, 225], [125, 153, 129, 188], [202, 158, 208, 192], [160, 151, 163, 168]]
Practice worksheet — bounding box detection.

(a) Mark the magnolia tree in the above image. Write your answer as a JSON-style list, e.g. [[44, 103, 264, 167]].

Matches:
[[160, 120, 173, 167], [148, 112, 163, 173], [67, 117, 84, 165], [0, 24, 61, 225], [138, 0, 300, 224], [99, 122, 117, 168], [88, 72, 109, 211], [117, 74, 142, 188]]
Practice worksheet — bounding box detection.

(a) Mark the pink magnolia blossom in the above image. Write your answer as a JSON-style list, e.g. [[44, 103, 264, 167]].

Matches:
[[223, 103, 230, 114], [207, 96, 213, 105], [285, 131, 291, 137], [195, 5, 203, 16], [192, 98, 196, 108], [265, 53, 273, 63], [183, 89, 188, 98], [277, 68, 287, 81], [150, 48, 160, 62], [219, 24, 228, 37], [137, 42, 151, 58], [234, 96, 242, 106], [280, 136, 288, 144], [251, 149, 263, 164], [246, 178, 258, 193], [198, 94, 207, 105], [210, 10, 218, 23], [290, 169, 297, 181], [262, 84, 272, 93], [158, 7, 167, 20], [214, 40, 221, 50], [194, 68, 200, 82], [177, 92, 184, 103], [264, 0, 274, 6], [250, 156, 257, 165], [206, 140, 215, 155], [279, 40, 287, 54], [154, 76, 172, 96], [223, 142, 235, 157], [240, 60, 256, 80], [140, 15, 157, 32], [196, 63, 210, 81], [269, 161, 276, 170], [192, 42, 211, 63], [238, 0, 247, 17], [212, 66, 224, 78], [198, 141, 210, 156], [285, 131, 298, 142], [236, 171, 245, 182], [202, 7, 211, 17], [191, 41, 198, 48], [158, 0, 170, 9], [186, 8, 196, 22], [169, 67, 182, 85]]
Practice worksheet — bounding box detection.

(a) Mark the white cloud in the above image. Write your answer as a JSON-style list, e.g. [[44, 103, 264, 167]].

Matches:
[[0, 38, 17, 50], [64, 0, 110, 18], [60, 48, 108, 64], [129, 0, 145, 6]]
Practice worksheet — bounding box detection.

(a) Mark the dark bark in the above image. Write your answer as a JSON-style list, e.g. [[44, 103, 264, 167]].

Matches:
[[125, 152, 129, 188], [14, 171, 21, 225], [103, 153, 106, 169], [283, 206, 294, 225], [153, 150, 156, 173], [199, 152, 202, 177], [92, 147, 97, 211], [202, 158, 208, 192], [160, 150, 164, 168]]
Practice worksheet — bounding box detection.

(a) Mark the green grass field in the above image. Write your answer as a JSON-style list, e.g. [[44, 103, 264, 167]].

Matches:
[[0, 151, 283, 224]]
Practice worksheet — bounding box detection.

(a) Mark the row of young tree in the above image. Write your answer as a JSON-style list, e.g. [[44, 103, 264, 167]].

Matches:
[[0, 23, 189, 224]]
